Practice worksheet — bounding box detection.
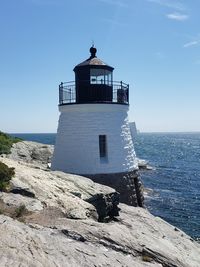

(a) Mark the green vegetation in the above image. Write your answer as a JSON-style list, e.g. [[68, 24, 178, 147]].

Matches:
[[0, 131, 22, 155], [0, 161, 15, 191], [15, 204, 26, 218]]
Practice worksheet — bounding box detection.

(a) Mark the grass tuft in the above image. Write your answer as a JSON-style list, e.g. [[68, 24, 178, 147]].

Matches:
[[15, 204, 26, 218], [0, 161, 15, 191], [0, 131, 22, 155], [142, 255, 153, 262]]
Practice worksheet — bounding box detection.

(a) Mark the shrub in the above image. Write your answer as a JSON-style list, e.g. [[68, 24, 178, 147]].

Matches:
[[0, 161, 15, 191], [0, 131, 22, 155]]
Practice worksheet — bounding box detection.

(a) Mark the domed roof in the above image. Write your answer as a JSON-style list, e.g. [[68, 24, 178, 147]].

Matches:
[[74, 46, 114, 70]]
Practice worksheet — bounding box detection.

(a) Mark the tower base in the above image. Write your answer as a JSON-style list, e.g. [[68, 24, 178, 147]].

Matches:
[[82, 170, 144, 207]]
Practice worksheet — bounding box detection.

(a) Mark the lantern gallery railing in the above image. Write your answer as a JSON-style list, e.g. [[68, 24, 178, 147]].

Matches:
[[59, 81, 129, 105]]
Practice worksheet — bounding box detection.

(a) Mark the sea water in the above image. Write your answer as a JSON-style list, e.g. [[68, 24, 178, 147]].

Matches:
[[135, 133, 200, 240], [11, 132, 200, 240]]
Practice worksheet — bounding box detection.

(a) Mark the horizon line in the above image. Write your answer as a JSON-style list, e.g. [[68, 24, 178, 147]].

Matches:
[[8, 131, 200, 134]]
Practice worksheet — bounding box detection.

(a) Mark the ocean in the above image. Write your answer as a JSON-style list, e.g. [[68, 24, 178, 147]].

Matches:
[[11, 132, 200, 240]]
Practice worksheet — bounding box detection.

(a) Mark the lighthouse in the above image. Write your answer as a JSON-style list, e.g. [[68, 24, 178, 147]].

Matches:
[[52, 47, 143, 207]]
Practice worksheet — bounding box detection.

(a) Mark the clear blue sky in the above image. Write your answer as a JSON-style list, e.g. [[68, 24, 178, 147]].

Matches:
[[0, 0, 200, 133]]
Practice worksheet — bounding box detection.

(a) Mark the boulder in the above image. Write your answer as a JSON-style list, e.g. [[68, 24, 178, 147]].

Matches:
[[0, 158, 119, 222], [3, 141, 53, 168]]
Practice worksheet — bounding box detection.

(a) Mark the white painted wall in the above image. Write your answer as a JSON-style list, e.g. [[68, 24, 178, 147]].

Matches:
[[129, 122, 138, 141], [51, 104, 138, 174]]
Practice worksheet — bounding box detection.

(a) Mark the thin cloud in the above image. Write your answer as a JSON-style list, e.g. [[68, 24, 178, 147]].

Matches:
[[183, 41, 200, 48], [166, 12, 189, 21], [147, 0, 186, 11]]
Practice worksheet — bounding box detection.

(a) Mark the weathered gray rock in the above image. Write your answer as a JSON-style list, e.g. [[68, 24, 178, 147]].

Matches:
[[0, 151, 200, 266], [0, 192, 43, 212], [0, 158, 119, 221], [3, 140, 143, 208], [0, 203, 200, 267], [3, 141, 53, 168], [0, 215, 161, 267]]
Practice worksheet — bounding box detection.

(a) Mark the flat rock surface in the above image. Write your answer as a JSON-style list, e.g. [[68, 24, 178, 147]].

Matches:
[[1, 204, 200, 267], [0, 215, 159, 267], [0, 192, 43, 212]]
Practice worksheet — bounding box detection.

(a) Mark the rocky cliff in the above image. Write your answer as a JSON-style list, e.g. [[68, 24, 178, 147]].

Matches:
[[0, 141, 200, 267]]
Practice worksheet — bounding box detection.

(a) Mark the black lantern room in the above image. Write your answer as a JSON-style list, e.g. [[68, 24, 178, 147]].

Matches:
[[59, 47, 129, 105]]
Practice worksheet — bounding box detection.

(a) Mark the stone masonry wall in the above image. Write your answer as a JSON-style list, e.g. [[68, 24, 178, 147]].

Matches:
[[84, 170, 144, 207]]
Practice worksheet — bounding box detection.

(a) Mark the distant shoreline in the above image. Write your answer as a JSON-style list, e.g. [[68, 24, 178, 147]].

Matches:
[[9, 131, 200, 134]]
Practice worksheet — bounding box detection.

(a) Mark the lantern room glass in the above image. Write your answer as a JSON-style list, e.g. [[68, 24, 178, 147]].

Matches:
[[90, 69, 112, 86]]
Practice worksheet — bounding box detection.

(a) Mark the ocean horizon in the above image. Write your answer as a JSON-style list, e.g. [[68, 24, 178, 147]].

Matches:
[[10, 132, 200, 240]]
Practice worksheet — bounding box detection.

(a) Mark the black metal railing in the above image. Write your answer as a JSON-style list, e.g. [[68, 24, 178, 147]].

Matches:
[[59, 81, 76, 104], [59, 81, 129, 105]]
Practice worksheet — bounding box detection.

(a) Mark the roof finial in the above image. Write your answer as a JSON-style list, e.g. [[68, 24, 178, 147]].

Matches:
[[89, 42, 97, 59]]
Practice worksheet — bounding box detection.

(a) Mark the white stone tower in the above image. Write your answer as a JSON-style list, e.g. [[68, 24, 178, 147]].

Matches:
[[52, 47, 143, 206]]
